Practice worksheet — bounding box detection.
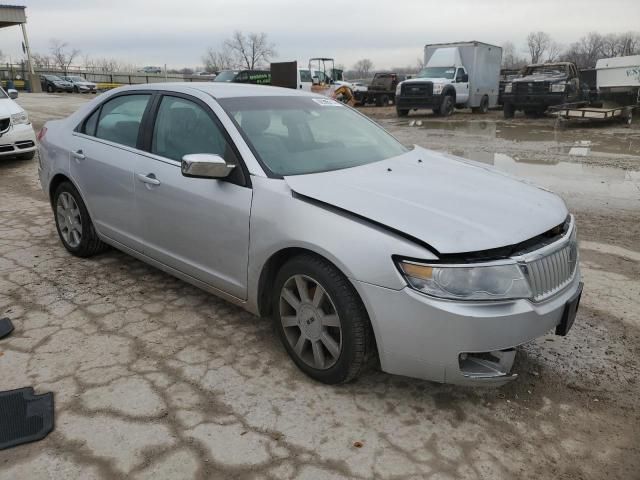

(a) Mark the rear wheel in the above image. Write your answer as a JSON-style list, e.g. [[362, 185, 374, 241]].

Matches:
[[472, 95, 489, 114], [503, 102, 515, 119], [439, 95, 454, 116], [396, 107, 409, 117], [53, 182, 108, 257], [273, 254, 373, 384]]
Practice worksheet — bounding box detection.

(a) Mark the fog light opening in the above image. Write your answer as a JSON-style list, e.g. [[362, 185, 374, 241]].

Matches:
[[459, 349, 516, 379]]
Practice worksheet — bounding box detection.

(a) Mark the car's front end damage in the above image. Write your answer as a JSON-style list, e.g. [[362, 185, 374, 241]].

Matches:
[[356, 217, 581, 386], [0, 106, 37, 158], [275, 146, 582, 385]]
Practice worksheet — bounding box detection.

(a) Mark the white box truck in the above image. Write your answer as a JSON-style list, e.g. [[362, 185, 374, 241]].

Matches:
[[395, 41, 502, 117]]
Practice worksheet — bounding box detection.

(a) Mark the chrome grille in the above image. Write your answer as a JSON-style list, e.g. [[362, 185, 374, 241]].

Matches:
[[521, 230, 578, 302]]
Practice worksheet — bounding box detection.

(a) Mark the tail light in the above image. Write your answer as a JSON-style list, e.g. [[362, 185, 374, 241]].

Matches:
[[36, 126, 47, 142]]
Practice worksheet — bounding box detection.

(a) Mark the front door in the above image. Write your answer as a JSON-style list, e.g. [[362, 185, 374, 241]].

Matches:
[[134, 94, 252, 299], [70, 93, 153, 250], [454, 67, 470, 105]]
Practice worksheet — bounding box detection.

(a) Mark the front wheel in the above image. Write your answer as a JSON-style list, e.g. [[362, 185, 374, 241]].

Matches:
[[439, 95, 454, 116], [503, 103, 515, 119], [46, 85, 53, 93], [273, 254, 373, 384], [53, 182, 108, 257], [396, 108, 409, 117]]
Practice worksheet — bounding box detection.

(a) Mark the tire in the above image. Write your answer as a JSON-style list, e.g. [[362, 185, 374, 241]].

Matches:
[[375, 96, 384, 107], [439, 95, 454, 117], [478, 95, 489, 114], [273, 254, 374, 384], [47, 84, 53, 93], [396, 108, 409, 117], [53, 181, 108, 257], [503, 103, 515, 119], [17, 151, 35, 160], [432, 108, 440, 115], [73, 86, 79, 93]]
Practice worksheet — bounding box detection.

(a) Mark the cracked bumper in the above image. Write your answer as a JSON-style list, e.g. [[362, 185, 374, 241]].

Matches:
[[353, 273, 582, 386]]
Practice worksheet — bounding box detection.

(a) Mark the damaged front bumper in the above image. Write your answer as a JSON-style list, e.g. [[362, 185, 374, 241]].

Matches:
[[353, 272, 582, 386]]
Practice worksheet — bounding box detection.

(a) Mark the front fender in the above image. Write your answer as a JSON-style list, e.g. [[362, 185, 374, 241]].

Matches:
[[246, 177, 436, 313]]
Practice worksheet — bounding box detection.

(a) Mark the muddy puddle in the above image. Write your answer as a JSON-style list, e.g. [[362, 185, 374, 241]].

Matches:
[[377, 116, 640, 212]]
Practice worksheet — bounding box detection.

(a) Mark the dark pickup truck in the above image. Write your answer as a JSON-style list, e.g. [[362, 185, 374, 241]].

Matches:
[[502, 62, 583, 118], [354, 72, 403, 106]]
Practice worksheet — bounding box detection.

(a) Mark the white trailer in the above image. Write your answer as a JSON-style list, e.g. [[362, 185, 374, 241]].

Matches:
[[551, 55, 639, 125]]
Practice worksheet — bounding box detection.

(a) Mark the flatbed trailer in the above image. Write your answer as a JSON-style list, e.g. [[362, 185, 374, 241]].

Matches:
[[549, 101, 635, 126]]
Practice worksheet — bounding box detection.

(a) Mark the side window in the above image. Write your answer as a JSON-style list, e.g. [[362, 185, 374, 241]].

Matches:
[[456, 68, 466, 82], [95, 94, 151, 148], [83, 108, 100, 136], [151, 96, 238, 165]]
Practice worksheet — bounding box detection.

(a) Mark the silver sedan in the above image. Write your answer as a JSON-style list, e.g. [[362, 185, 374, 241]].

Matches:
[[38, 83, 582, 385]]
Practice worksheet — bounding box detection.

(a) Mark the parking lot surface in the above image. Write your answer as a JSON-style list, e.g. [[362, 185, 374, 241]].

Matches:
[[0, 93, 639, 479]]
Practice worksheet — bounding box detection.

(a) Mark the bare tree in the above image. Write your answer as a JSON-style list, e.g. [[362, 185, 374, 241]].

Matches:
[[49, 39, 80, 73], [501, 41, 527, 69], [224, 31, 276, 70], [526, 31, 552, 64], [202, 46, 235, 72], [416, 57, 425, 70], [353, 58, 374, 78], [32, 53, 54, 69], [546, 41, 562, 62]]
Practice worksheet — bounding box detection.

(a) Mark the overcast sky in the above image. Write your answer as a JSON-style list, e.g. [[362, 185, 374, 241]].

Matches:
[[1, 0, 639, 70]]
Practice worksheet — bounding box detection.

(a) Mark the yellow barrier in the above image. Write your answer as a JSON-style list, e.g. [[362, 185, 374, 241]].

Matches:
[[96, 83, 123, 90], [1, 80, 26, 89]]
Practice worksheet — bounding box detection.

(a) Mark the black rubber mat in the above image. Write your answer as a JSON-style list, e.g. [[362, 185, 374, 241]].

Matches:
[[0, 387, 54, 450], [0, 317, 13, 339]]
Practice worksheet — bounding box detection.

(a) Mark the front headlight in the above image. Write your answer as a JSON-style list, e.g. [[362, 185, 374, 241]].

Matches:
[[395, 83, 402, 95], [433, 84, 444, 95], [550, 83, 566, 93], [397, 260, 532, 301], [11, 111, 29, 125], [504, 83, 512, 93]]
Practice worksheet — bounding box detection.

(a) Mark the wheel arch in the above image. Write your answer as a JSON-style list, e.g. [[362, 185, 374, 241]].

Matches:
[[256, 246, 380, 364], [442, 85, 456, 102]]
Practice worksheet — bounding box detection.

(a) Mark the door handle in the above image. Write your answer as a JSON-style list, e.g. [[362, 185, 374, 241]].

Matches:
[[136, 173, 161, 186], [71, 149, 85, 161]]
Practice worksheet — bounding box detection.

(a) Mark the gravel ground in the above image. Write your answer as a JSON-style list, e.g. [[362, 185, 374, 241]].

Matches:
[[0, 93, 638, 479]]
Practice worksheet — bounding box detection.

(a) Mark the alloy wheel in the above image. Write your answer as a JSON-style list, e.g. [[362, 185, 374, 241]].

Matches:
[[56, 192, 82, 248], [279, 274, 343, 370]]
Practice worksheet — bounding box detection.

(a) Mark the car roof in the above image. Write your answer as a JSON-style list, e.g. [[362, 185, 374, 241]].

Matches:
[[118, 82, 319, 99]]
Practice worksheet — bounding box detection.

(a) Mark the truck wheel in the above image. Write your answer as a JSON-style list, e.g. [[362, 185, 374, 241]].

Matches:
[[475, 95, 489, 114], [432, 108, 440, 116], [381, 95, 390, 106], [439, 95, 454, 117], [396, 108, 409, 117], [375, 96, 384, 107], [503, 103, 515, 119], [47, 84, 54, 93]]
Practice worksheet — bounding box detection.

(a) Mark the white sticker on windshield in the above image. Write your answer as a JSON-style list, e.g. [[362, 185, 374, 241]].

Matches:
[[312, 98, 342, 106]]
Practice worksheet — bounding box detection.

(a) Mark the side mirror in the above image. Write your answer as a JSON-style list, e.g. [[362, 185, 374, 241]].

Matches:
[[8, 89, 18, 99], [461, 73, 469, 83], [181, 153, 235, 179]]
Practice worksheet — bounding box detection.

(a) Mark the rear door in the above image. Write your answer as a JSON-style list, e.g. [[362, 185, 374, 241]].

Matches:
[[133, 93, 252, 299], [70, 92, 153, 250]]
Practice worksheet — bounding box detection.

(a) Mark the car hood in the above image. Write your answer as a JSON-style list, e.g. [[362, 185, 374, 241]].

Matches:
[[0, 98, 23, 117], [284, 147, 568, 255], [402, 77, 451, 85]]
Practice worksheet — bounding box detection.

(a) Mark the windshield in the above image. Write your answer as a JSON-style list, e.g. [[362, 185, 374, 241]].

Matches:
[[46, 75, 63, 81], [417, 67, 456, 79], [299, 69, 312, 82], [214, 71, 239, 82], [526, 65, 567, 76], [0, 88, 7, 99], [69, 76, 86, 82], [219, 96, 408, 176]]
